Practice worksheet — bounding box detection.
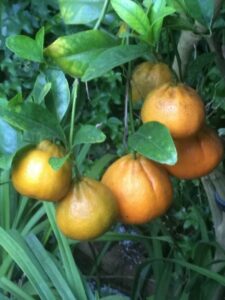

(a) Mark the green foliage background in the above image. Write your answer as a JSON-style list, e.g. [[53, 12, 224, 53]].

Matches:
[[0, 0, 225, 299]]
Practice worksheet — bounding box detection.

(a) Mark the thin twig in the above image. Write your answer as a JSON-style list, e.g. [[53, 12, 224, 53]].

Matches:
[[94, 0, 109, 30], [123, 71, 129, 149]]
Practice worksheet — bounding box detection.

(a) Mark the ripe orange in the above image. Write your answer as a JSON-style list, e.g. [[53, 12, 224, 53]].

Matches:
[[165, 127, 224, 179], [101, 154, 173, 224], [56, 177, 118, 240], [141, 83, 205, 138], [131, 62, 173, 103], [11, 140, 72, 201]]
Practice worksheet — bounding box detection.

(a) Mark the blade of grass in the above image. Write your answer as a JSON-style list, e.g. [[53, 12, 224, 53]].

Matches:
[[0, 171, 11, 230], [0, 292, 10, 300], [132, 263, 151, 300], [0, 277, 35, 300], [138, 257, 225, 286], [154, 263, 173, 300], [150, 221, 164, 283], [0, 228, 55, 300], [26, 234, 76, 300], [22, 206, 45, 235], [12, 196, 30, 229], [44, 202, 90, 300], [97, 231, 172, 243]]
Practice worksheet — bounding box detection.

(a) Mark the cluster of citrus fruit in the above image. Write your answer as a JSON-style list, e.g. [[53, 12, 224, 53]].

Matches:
[[102, 62, 224, 227], [132, 61, 223, 179], [10, 61, 224, 241], [11, 141, 118, 240]]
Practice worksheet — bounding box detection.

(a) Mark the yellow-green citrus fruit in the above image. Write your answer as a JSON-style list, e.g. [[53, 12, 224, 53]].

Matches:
[[131, 62, 173, 103], [56, 177, 118, 240], [11, 140, 72, 201]]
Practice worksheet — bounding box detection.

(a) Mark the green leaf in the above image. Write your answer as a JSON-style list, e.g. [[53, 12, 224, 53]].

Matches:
[[59, 0, 105, 24], [44, 203, 89, 300], [73, 125, 106, 145], [35, 27, 45, 52], [6, 34, 43, 62], [100, 296, 129, 300], [128, 122, 177, 165], [0, 277, 35, 300], [0, 103, 66, 144], [44, 30, 118, 77], [184, 0, 214, 27], [49, 153, 71, 171], [76, 144, 91, 173], [149, 1, 176, 44], [85, 154, 116, 180], [0, 154, 14, 170], [97, 232, 173, 243], [111, 0, 150, 37], [44, 69, 70, 120], [167, 0, 188, 13], [0, 119, 22, 154], [28, 73, 52, 104], [8, 93, 23, 107], [82, 44, 149, 81], [166, 258, 225, 286], [26, 235, 76, 300], [0, 228, 55, 300], [154, 263, 173, 300]]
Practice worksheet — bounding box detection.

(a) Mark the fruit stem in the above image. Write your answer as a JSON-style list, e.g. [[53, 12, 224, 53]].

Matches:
[[69, 79, 79, 150], [74, 164, 82, 182], [94, 0, 109, 30]]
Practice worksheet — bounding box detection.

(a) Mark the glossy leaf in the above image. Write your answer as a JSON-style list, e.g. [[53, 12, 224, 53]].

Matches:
[[111, 0, 150, 37], [82, 44, 149, 81], [28, 73, 51, 104], [59, 0, 105, 24], [45, 30, 118, 77], [184, 0, 214, 27], [167, 0, 188, 13], [73, 125, 106, 145], [0, 119, 21, 154], [0, 103, 66, 144], [49, 153, 71, 171], [149, 1, 176, 44], [35, 27, 45, 52], [128, 122, 177, 165], [44, 69, 70, 120], [6, 28, 44, 63]]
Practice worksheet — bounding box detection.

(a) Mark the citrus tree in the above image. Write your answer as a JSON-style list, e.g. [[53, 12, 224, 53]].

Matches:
[[0, 0, 225, 299]]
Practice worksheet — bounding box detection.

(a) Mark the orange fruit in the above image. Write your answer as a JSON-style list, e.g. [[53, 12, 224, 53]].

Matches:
[[164, 127, 224, 179], [141, 83, 205, 138], [131, 62, 173, 103], [56, 177, 118, 240], [11, 140, 72, 201], [101, 154, 173, 224]]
